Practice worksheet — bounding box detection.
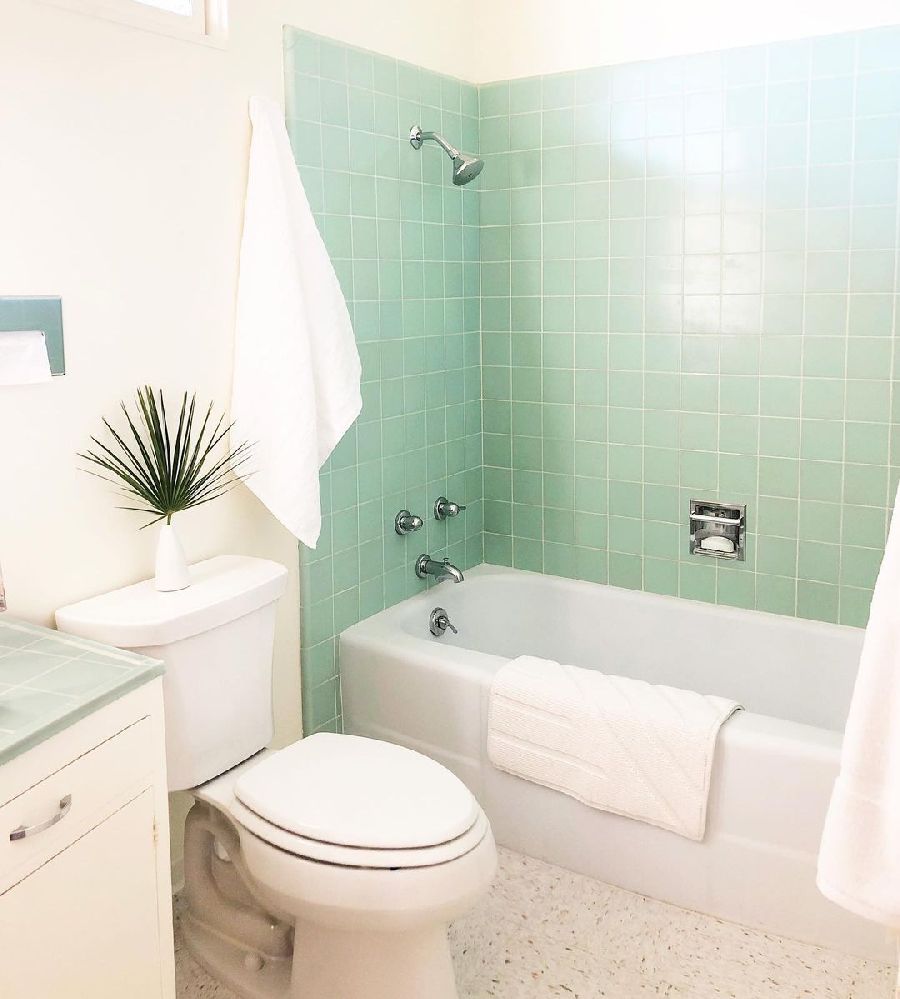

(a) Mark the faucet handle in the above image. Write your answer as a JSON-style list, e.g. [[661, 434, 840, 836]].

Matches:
[[434, 496, 467, 521], [394, 509, 424, 535]]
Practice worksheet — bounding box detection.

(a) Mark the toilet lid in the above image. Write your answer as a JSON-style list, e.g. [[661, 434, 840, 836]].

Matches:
[[233, 733, 480, 850]]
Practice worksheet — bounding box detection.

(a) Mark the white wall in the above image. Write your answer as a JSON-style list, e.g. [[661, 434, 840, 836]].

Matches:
[[471, 0, 900, 81], [0, 0, 475, 879]]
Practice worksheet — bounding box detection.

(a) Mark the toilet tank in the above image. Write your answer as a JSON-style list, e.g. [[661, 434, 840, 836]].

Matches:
[[56, 555, 288, 791]]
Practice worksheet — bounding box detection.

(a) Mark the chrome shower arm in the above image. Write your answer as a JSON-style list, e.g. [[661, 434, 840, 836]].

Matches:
[[415, 129, 461, 159], [409, 124, 484, 186]]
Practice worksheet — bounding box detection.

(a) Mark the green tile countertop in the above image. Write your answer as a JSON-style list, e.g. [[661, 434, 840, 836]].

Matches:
[[0, 618, 163, 766]]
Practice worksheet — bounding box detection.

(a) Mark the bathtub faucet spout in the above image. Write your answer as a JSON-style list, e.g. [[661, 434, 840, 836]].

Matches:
[[415, 554, 464, 584]]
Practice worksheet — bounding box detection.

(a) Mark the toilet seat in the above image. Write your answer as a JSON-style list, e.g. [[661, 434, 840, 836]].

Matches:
[[199, 733, 488, 869], [230, 795, 490, 869], [234, 732, 480, 850]]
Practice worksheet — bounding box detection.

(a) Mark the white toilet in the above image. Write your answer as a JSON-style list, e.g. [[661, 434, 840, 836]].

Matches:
[[56, 555, 497, 999]]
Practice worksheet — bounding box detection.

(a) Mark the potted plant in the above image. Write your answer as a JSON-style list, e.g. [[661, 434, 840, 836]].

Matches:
[[80, 386, 252, 591]]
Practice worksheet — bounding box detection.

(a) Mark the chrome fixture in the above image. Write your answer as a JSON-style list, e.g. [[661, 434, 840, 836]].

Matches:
[[415, 555, 465, 584], [409, 125, 484, 186], [689, 499, 746, 561], [434, 496, 466, 521], [429, 607, 458, 638], [394, 509, 424, 535], [10, 794, 72, 841]]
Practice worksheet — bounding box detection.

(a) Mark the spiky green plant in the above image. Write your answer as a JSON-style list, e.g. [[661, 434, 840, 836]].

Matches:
[[80, 387, 253, 526]]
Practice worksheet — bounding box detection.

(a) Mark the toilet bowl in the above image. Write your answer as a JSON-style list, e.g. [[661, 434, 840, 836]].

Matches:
[[56, 557, 497, 999], [182, 733, 497, 999]]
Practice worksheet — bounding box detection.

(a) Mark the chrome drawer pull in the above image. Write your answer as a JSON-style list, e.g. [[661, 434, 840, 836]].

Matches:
[[9, 795, 72, 842]]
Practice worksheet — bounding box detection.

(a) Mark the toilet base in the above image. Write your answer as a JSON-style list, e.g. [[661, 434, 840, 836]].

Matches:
[[181, 798, 473, 999], [180, 912, 291, 999], [291, 919, 458, 999], [182, 902, 459, 999]]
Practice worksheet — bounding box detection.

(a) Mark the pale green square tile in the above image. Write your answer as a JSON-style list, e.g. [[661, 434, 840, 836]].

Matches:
[[756, 575, 797, 615], [798, 541, 840, 583], [844, 464, 888, 506], [644, 521, 680, 560], [644, 558, 679, 596], [839, 587, 872, 628], [841, 545, 882, 589], [679, 562, 716, 602], [846, 381, 890, 423], [801, 420, 844, 461], [845, 422, 889, 465], [757, 496, 799, 538], [757, 535, 798, 576], [608, 552, 642, 589], [720, 453, 758, 493], [800, 461, 843, 500], [843, 504, 886, 548], [760, 417, 800, 458], [797, 580, 839, 623], [717, 569, 756, 609], [759, 457, 799, 497], [799, 500, 842, 543]]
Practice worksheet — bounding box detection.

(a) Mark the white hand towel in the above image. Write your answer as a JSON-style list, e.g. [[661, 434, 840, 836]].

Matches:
[[818, 482, 900, 927], [488, 656, 741, 841], [232, 97, 361, 548]]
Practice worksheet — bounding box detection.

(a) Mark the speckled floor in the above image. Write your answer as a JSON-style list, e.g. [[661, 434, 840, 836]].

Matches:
[[175, 848, 896, 999]]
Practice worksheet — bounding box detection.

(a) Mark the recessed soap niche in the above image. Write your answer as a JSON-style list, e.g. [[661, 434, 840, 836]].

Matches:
[[0, 296, 65, 377], [689, 500, 746, 561]]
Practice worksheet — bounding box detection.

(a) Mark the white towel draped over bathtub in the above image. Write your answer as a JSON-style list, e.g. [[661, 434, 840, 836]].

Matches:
[[232, 97, 362, 549], [818, 481, 900, 929], [487, 656, 741, 841]]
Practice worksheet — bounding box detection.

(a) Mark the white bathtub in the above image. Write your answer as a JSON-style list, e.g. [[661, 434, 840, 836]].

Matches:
[[340, 565, 888, 961]]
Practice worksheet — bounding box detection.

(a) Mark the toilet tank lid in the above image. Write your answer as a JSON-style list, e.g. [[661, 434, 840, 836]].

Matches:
[[55, 556, 288, 648]]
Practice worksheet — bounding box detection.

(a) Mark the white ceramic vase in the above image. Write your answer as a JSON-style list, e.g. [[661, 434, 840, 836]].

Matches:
[[155, 521, 191, 592]]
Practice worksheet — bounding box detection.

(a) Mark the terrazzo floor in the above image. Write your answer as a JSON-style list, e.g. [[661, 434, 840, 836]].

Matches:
[[174, 848, 896, 999]]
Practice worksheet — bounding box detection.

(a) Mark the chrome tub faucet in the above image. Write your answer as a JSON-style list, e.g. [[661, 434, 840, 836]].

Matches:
[[415, 555, 464, 584]]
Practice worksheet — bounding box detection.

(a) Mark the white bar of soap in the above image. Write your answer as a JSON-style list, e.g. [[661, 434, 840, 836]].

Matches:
[[700, 534, 735, 554]]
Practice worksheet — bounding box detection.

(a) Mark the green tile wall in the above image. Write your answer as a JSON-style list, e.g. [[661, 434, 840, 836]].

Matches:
[[287, 24, 900, 733], [284, 29, 483, 732], [480, 28, 900, 629]]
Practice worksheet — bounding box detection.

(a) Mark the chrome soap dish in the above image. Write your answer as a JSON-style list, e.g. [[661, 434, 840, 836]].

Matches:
[[689, 499, 746, 561]]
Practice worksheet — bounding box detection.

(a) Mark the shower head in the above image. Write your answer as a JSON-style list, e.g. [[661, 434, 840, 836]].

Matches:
[[451, 151, 485, 186], [409, 125, 484, 186]]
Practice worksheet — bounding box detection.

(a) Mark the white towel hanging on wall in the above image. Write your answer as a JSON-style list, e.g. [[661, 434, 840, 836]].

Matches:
[[818, 481, 900, 928], [232, 97, 361, 548]]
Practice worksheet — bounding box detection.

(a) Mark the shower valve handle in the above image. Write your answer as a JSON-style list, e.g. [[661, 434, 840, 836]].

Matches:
[[434, 496, 466, 521]]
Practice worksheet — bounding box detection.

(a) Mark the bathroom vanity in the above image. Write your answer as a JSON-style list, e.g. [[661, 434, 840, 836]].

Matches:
[[0, 619, 174, 998]]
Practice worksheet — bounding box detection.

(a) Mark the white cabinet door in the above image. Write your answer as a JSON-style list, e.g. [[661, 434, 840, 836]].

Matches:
[[0, 789, 164, 999]]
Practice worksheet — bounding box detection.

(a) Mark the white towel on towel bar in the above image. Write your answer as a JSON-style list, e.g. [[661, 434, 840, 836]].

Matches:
[[232, 97, 361, 548], [487, 656, 741, 841]]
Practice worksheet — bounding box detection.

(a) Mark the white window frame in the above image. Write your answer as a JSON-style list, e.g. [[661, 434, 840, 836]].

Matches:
[[37, 0, 228, 45]]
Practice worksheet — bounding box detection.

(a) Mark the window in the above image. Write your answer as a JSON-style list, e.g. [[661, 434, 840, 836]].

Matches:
[[39, 0, 227, 43]]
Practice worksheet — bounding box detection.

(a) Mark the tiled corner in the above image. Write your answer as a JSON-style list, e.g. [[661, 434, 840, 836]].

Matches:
[[284, 28, 483, 732], [479, 27, 900, 630]]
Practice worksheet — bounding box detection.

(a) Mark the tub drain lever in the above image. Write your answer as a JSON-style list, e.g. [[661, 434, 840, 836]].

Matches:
[[429, 607, 457, 638]]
